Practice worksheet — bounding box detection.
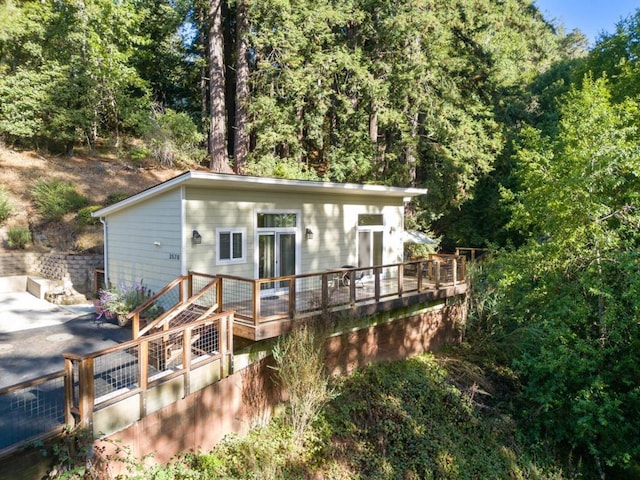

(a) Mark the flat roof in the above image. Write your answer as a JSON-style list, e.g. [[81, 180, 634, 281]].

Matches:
[[92, 170, 428, 217]]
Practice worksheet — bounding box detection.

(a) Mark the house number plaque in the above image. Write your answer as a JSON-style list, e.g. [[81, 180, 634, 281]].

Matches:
[[169, 253, 180, 260]]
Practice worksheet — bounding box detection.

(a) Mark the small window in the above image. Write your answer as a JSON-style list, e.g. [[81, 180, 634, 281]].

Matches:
[[358, 214, 384, 226], [216, 228, 246, 264], [257, 213, 297, 228]]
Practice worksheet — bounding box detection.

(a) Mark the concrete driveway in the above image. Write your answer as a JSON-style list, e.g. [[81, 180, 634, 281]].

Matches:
[[0, 292, 131, 389]]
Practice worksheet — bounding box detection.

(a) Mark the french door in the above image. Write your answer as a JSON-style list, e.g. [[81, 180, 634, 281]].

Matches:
[[358, 229, 383, 275], [258, 231, 296, 293]]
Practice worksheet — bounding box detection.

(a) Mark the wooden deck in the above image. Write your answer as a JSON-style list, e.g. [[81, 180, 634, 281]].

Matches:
[[127, 256, 467, 342]]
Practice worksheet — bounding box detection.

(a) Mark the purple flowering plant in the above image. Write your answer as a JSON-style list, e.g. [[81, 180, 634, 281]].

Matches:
[[97, 280, 153, 320]]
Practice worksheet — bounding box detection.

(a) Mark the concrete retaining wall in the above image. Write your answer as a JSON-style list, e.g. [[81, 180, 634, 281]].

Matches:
[[0, 252, 103, 294]]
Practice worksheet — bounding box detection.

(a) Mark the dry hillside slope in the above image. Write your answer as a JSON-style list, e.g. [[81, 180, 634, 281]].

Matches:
[[0, 146, 184, 253]]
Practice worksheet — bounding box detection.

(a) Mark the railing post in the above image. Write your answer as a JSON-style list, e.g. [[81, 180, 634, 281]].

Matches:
[[253, 281, 260, 326], [77, 357, 95, 432], [220, 315, 228, 378], [139, 341, 148, 417], [434, 260, 441, 290], [321, 273, 330, 310], [453, 258, 458, 285], [63, 358, 75, 426], [349, 271, 356, 306], [179, 276, 185, 304], [374, 266, 381, 301], [398, 264, 404, 297], [132, 312, 140, 339], [217, 278, 223, 312], [289, 277, 296, 317], [183, 327, 192, 396], [188, 272, 194, 297], [227, 313, 234, 375]]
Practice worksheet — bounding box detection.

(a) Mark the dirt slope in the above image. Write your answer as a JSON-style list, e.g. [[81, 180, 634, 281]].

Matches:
[[0, 146, 185, 253]]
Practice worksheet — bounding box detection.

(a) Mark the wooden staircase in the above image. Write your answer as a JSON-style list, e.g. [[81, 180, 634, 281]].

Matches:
[[125, 273, 223, 370]]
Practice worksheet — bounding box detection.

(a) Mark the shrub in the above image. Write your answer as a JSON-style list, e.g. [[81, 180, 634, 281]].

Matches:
[[145, 108, 206, 168], [271, 321, 334, 449], [76, 205, 101, 226], [0, 186, 12, 224], [6, 225, 30, 249], [105, 192, 129, 205], [31, 179, 89, 220], [96, 280, 161, 326]]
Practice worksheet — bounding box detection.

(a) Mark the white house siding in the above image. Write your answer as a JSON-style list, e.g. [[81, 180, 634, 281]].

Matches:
[[105, 188, 183, 294], [184, 186, 405, 277]]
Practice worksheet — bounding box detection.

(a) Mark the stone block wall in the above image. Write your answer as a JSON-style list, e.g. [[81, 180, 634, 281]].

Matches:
[[0, 252, 103, 294], [0, 252, 41, 276]]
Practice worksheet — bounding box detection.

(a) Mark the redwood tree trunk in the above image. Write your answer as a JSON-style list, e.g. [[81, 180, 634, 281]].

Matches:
[[233, 0, 250, 174], [198, 3, 209, 137], [208, 0, 228, 172]]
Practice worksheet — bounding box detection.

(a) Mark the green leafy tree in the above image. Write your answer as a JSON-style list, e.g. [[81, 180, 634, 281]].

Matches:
[[477, 77, 640, 476], [0, 0, 150, 151]]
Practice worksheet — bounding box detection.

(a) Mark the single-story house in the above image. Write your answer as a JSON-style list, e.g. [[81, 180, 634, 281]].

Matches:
[[92, 171, 427, 296]]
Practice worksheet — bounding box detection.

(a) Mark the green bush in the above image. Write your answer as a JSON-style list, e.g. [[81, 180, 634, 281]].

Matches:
[[0, 186, 12, 224], [146, 108, 206, 168], [6, 225, 30, 249], [105, 192, 129, 205], [31, 179, 89, 220], [128, 145, 149, 163], [76, 205, 101, 226]]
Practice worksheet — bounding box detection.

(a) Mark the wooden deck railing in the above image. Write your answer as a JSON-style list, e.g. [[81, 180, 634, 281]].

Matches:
[[0, 370, 69, 458], [63, 311, 233, 433], [128, 272, 221, 339], [215, 254, 466, 330], [105, 255, 466, 339], [455, 247, 489, 262]]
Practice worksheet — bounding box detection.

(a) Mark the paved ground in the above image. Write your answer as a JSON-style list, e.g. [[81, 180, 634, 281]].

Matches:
[[0, 292, 131, 389]]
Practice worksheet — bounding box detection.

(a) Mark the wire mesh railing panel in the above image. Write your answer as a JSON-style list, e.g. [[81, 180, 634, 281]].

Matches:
[[327, 274, 351, 308], [93, 347, 140, 402], [401, 263, 420, 293], [148, 338, 178, 373], [295, 275, 323, 313], [139, 283, 182, 322], [221, 277, 253, 318], [191, 275, 218, 307], [190, 322, 220, 364], [379, 266, 399, 298], [422, 261, 438, 288], [0, 374, 66, 450], [440, 259, 454, 283], [456, 260, 465, 283], [259, 281, 290, 318]]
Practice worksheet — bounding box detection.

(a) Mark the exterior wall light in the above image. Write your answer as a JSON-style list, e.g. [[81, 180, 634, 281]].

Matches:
[[192, 230, 202, 244], [305, 228, 314, 240]]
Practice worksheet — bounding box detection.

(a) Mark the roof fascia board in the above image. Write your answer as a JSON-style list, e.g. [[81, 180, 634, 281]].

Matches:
[[93, 171, 427, 218]]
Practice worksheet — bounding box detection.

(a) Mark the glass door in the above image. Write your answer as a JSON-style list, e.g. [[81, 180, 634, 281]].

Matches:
[[357, 213, 384, 279], [258, 231, 296, 293], [358, 230, 383, 274]]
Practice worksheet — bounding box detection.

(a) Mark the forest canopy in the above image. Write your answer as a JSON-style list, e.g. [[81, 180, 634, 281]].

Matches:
[[0, 0, 580, 231]]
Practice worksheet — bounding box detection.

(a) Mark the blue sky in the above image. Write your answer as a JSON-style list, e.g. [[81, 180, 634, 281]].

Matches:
[[534, 0, 640, 45]]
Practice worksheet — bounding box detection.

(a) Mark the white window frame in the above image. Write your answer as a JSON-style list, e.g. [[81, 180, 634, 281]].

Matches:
[[254, 209, 301, 280], [216, 227, 247, 265]]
